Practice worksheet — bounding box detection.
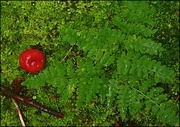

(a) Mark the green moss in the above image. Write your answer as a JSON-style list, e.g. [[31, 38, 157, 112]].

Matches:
[[1, 1, 179, 126]]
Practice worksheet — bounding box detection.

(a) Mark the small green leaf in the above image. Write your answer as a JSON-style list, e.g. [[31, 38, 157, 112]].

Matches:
[[95, 49, 104, 61]]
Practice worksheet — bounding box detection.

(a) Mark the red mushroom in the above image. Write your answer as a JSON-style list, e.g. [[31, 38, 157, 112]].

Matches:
[[19, 49, 45, 74]]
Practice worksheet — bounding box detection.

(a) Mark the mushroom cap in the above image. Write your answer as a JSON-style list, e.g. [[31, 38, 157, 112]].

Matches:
[[19, 49, 45, 74]]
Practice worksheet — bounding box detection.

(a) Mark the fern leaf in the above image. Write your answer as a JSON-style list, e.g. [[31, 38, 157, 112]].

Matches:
[[66, 59, 75, 77], [106, 79, 118, 107], [76, 78, 88, 108], [99, 83, 108, 104], [94, 49, 104, 61], [86, 76, 102, 105], [116, 85, 130, 121]]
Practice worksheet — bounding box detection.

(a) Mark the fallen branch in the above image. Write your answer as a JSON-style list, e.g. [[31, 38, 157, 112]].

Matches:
[[1, 86, 64, 118]]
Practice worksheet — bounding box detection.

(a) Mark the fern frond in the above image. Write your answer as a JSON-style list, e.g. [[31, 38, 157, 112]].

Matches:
[[113, 18, 157, 37], [124, 35, 164, 55], [117, 50, 175, 83], [122, 1, 156, 26], [116, 81, 179, 125]]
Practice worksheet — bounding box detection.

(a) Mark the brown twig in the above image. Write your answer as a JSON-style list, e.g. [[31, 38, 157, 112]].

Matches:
[[11, 98, 26, 127], [173, 95, 179, 104], [60, 46, 74, 63], [1, 86, 64, 118]]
